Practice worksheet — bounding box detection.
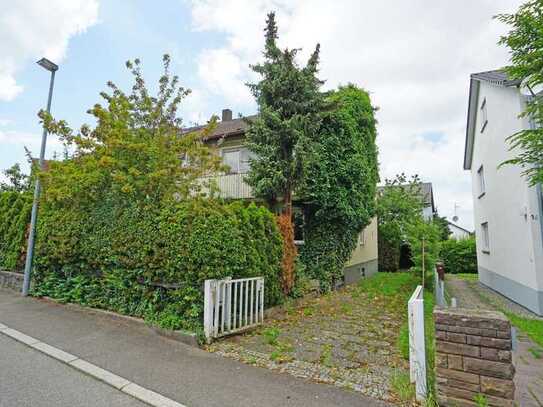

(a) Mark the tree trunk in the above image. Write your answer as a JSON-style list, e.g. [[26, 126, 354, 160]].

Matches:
[[277, 188, 297, 294]]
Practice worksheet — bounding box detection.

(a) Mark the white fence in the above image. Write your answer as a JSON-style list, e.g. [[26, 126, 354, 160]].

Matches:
[[203, 277, 264, 343], [435, 270, 446, 307], [408, 285, 427, 401]]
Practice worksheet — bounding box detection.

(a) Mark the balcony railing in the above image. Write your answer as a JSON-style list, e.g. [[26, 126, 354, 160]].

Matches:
[[198, 173, 254, 199]]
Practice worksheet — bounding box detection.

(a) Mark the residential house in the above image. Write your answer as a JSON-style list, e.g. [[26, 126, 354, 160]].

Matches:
[[377, 182, 436, 221], [186, 109, 378, 285], [447, 221, 472, 240], [464, 69, 543, 315]]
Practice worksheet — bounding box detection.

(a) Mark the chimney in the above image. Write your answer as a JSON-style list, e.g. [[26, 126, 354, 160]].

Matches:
[[222, 108, 232, 122]]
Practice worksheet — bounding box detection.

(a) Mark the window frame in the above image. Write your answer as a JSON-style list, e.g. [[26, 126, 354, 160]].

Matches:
[[221, 147, 252, 174], [481, 222, 490, 253], [477, 165, 486, 198], [480, 97, 488, 133]]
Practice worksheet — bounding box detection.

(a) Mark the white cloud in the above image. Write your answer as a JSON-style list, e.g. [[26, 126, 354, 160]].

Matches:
[[0, 130, 64, 157], [0, 0, 99, 101], [189, 0, 523, 229]]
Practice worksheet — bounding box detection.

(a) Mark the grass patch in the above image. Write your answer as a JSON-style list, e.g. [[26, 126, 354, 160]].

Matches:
[[504, 312, 543, 348], [262, 327, 281, 346], [529, 347, 543, 359], [390, 370, 415, 403]]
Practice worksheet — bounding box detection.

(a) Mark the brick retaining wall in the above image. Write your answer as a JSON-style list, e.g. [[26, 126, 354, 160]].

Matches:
[[0, 270, 24, 291], [434, 308, 515, 407]]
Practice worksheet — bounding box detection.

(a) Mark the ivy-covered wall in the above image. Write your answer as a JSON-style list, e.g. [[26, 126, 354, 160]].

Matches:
[[33, 199, 283, 332], [0, 191, 32, 271]]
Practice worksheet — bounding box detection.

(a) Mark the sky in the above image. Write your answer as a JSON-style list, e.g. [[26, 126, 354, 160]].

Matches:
[[0, 0, 524, 230]]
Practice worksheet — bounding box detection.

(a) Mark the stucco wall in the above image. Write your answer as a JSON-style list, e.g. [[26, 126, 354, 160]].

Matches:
[[470, 81, 543, 313], [346, 217, 378, 268]]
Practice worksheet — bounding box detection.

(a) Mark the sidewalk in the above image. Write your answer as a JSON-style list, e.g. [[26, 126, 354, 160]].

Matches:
[[0, 288, 387, 407]]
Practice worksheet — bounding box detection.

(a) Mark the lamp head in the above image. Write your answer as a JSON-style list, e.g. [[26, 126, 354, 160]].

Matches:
[[37, 58, 58, 72]]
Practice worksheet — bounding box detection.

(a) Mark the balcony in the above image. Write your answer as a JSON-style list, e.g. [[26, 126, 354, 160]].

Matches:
[[198, 173, 254, 199]]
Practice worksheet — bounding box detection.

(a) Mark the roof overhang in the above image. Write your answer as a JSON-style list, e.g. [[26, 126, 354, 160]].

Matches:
[[463, 78, 479, 170]]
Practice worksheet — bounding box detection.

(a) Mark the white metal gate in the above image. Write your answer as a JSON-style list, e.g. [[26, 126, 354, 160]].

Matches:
[[203, 277, 264, 343]]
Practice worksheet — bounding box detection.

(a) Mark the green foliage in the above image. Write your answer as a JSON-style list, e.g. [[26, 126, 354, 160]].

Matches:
[[496, 1, 543, 185], [300, 85, 379, 289], [406, 219, 441, 289], [376, 174, 424, 272], [0, 164, 30, 193], [440, 237, 478, 274], [31, 55, 283, 333], [34, 200, 283, 331], [0, 191, 32, 271], [433, 214, 451, 241], [245, 12, 326, 206]]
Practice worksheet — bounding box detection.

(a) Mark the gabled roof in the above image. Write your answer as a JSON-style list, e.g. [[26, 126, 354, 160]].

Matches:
[[463, 69, 520, 170], [377, 182, 435, 209], [183, 115, 257, 141], [446, 221, 473, 234]]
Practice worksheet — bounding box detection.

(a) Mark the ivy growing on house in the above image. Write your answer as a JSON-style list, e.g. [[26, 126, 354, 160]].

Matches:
[[300, 85, 379, 290]]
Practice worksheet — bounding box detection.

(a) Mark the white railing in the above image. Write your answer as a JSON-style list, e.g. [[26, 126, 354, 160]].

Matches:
[[203, 277, 264, 343], [198, 173, 254, 199], [408, 285, 427, 401]]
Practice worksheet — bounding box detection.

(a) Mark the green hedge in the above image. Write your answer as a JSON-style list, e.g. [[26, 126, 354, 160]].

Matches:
[[0, 191, 32, 271], [33, 199, 283, 332], [440, 237, 477, 274]]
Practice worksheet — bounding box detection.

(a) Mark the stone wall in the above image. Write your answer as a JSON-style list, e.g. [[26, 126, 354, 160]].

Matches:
[[434, 308, 515, 407], [0, 270, 24, 291]]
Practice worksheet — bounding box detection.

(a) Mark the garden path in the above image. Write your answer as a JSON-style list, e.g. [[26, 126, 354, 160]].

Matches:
[[209, 274, 418, 405]]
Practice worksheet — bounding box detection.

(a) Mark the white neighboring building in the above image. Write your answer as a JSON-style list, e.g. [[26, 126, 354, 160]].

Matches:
[[447, 221, 472, 240], [464, 69, 543, 315]]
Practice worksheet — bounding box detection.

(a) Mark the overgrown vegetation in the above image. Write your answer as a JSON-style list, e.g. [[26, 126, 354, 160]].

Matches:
[[497, 1, 543, 185], [30, 56, 284, 333], [376, 174, 423, 272], [300, 85, 379, 290], [0, 190, 32, 271], [440, 237, 478, 274]]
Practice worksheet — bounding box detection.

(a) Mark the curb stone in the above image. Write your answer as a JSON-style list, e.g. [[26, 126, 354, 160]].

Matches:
[[0, 322, 187, 407]]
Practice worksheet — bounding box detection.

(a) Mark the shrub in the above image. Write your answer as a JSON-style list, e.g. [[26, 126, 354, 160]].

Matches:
[[0, 191, 32, 271], [440, 237, 477, 274], [33, 199, 283, 332]]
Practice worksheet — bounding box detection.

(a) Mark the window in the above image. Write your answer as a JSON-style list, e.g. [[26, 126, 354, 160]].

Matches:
[[480, 98, 488, 133], [358, 230, 365, 246], [481, 222, 490, 253], [221, 148, 253, 174], [477, 165, 485, 197]]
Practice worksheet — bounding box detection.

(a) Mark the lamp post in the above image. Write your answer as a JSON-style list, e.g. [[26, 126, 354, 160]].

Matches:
[[22, 58, 58, 296]]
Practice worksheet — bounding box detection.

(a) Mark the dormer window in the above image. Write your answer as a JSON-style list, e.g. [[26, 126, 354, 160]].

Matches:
[[480, 98, 488, 133]]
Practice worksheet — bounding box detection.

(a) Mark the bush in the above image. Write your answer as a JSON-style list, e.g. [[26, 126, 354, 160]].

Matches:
[[0, 191, 32, 271], [33, 199, 284, 332], [440, 237, 477, 274]]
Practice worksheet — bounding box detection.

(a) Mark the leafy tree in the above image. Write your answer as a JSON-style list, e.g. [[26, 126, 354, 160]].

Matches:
[[0, 163, 29, 193], [40, 55, 223, 207], [497, 1, 543, 184], [433, 213, 451, 241], [300, 85, 379, 289], [440, 237, 477, 274], [376, 173, 424, 272], [245, 12, 326, 293]]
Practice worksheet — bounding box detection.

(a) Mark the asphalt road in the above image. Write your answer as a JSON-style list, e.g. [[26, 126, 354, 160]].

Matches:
[[0, 334, 146, 407]]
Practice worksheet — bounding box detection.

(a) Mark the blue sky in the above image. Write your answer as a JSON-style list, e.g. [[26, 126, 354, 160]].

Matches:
[[0, 0, 525, 229]]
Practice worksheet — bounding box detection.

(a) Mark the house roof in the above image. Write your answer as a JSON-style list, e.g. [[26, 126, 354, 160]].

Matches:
[[183, 115, 257, 141], [463, 69, 521, 170], [377, 182, 435, 210], [446, 221, 473, 234]]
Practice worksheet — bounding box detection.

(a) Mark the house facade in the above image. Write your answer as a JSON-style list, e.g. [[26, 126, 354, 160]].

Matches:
[[447, 221, 472, 240], [464, 70, 543, 315], [188, 109, 379, 284]]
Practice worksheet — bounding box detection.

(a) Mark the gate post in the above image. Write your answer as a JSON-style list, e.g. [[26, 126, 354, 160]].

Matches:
[[203, 279, 216, 344]]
